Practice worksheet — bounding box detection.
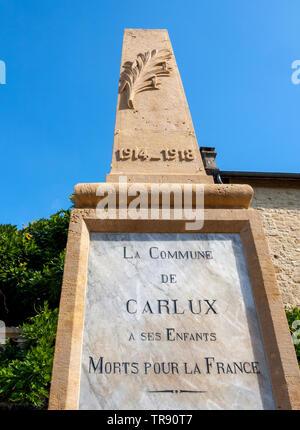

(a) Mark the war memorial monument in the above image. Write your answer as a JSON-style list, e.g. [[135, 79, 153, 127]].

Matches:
[[48, 29, 300, 410]]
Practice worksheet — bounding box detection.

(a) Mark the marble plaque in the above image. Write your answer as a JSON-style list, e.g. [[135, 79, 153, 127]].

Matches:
[[78, 233, 275, 410]]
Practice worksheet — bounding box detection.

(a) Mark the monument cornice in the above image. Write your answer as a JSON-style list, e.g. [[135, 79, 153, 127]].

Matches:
[[74, 182, 254, 209]]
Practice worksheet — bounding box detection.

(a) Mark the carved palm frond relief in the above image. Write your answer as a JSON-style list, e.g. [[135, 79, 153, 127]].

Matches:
[[119, 49, 172, 109]]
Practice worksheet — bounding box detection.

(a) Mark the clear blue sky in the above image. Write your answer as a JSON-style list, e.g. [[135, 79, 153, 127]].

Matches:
[[0, 0, 299, 227]]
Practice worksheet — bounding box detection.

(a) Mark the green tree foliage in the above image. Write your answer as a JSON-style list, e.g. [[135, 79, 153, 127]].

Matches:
[[0, 303, 58, 408], [285, 307, 300, 367], [0, 207, 70, 409], [0, 210, 70, 326]]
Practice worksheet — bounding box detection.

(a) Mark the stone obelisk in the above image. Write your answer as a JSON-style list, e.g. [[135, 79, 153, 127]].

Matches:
[[74, 29, 251, 209], [49, 29, 300, 410], [107, 29, 212, 185]]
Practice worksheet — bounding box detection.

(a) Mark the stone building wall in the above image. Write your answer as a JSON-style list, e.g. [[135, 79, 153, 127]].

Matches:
[[250, 184, 300, 308], [224, 175, 300, 309]]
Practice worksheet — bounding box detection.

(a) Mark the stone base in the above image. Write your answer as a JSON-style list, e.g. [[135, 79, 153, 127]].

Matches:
[[49, 208, 300, 410]]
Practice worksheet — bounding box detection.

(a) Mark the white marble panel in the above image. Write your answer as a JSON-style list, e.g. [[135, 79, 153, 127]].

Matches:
[[78, 233, 275, 410]]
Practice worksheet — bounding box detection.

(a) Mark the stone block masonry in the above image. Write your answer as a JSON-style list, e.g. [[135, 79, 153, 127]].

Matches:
[[251, 186, 300, 308]]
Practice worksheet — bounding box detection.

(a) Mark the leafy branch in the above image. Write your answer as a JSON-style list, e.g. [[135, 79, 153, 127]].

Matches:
[[119, 49, 172, 109]]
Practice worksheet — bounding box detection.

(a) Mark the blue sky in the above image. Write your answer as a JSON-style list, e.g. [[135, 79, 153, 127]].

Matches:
[[0, 0, 299, 227]]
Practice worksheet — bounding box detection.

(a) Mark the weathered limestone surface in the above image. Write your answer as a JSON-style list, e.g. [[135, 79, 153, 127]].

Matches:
[[74, 182, 254, 209], [106, 29, 213, 184]]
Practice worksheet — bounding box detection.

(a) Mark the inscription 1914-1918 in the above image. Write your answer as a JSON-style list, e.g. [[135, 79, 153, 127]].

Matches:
[[116, 148, 195, 162]]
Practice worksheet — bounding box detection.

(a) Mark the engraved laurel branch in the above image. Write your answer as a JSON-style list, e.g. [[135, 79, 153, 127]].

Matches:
[[119, 49, 172, 109]]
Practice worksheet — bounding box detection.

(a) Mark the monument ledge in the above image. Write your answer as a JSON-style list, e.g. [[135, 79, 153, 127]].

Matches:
[[74, 182, 254, 209]]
